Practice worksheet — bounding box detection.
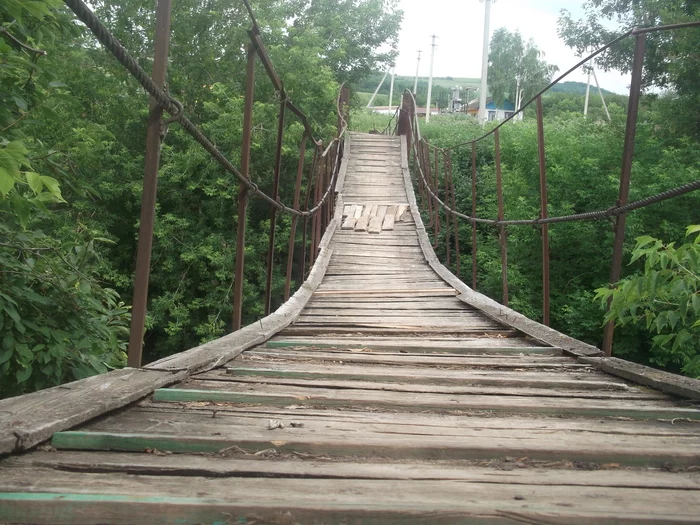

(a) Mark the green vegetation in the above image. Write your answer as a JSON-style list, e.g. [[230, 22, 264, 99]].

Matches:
[[0, 0, 401, 397]]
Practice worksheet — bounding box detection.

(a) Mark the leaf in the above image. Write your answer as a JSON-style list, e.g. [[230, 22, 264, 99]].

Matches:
[[26, 172, 43, 194], [0, 347, 13, 366], [16, 365, 33, 384], [39, 175, 65, 201], [12, 96, 28, 112], [0, 167, 16, 197], [10, 194, 31, 229], [48, 81, 69, 88]]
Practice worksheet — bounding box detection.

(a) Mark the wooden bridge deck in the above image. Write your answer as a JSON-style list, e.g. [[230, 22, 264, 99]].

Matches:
[[2, 133, 700, 523]]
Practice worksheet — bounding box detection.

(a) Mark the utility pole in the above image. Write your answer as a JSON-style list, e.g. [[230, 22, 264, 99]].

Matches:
[[367, 68, 391, 108], [413, 50, 422, 94], [478, 0, 493, 124], [388, 66, 396, 111], [592, 66, 612, 121], [584, 59, 592, 116], [426, 35, 437, 124]]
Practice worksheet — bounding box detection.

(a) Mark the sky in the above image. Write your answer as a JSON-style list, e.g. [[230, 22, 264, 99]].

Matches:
[[393, 0, 631, 95]]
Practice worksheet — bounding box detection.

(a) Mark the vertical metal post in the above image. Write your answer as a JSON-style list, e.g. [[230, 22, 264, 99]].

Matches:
[[424, 142, 434, 228], [448, 151, 460, 277], [433, 146, 441, 247], [232, 42, 257, 332], [313, 160, 323, 261], [127, 0, 172, 367], [495, 128, 509, 306], [264, 97, 287, 315], [443, 151, 450, 267], [471, 143, 478, 290], [536, 96, 550, 326], [284, 134, 307, 301], [602, 32, 646, 357], [301, 148, 318, 281]]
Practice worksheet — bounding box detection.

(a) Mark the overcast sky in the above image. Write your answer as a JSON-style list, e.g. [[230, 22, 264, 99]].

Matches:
[[393, 0, 631, 94]]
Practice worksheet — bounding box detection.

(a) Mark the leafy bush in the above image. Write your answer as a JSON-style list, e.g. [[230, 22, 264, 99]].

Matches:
[[596, 227, 700, 377]]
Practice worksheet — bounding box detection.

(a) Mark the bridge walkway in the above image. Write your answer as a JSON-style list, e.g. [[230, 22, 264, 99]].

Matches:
[[1, 133, 700, 523]]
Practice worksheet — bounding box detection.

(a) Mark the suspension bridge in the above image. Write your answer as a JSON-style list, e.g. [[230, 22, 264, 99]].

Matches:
[[1, 1, 700, 523]]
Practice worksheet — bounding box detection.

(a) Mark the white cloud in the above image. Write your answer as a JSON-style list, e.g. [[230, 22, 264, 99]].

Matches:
[[393, 0, 631, 94]]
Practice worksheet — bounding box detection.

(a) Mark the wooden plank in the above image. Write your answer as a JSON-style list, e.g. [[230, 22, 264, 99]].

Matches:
[[396, 204, 408, 221], [342, 205, 352, 217], [11, 452, 700, 489], [382, 213, 395, 230], [353, 205, 363, 219], [242, 349, 587, 369], [340, 216, 356, 230], [50, 417, 700, 465], [580, 357, 700, 401], [216, 361, 632, 392], [264, 338, 556, 353], [152, 386, 700, 421], [3, 469, 700, 523], [376, 205, 388, 222], [354, 216, 368, 232], [367, 215, 383, 233], [312, 288, 457, 296], [0, 368, 186, 455]]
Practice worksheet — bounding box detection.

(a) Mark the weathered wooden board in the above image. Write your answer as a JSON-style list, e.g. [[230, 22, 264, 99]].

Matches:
[[3, 468, 700, 524], [0, 368, 186, 455], [10, 451, 700, 489], [152, 385, 700, 421]]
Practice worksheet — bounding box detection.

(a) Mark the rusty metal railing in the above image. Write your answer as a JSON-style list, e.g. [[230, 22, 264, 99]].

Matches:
[[62, 0, 349, 367], [398, 22, 700, 357]]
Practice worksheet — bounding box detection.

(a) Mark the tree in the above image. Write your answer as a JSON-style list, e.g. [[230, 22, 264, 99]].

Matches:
[[558, 0, 700, 96], [488, 29, 558, 110]]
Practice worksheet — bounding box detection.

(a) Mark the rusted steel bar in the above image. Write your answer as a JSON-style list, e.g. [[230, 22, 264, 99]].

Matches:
[[127, 0, 172, 367], [536, 95, 550, 326], [433, 146, 441, 248], [301, 148, 319, 280], [264, 98, 287, 316], [232, 42, 257, 332], [417, 140, 426, 211], [250, 33, 283, 94], [448, 151, 460, 276], [424, 142, 434, 228], [602, 32, 647, 357], [313, 159, 323, 261], [398, 91, 413, 151], [443, 152, 451, 267], [284, 134, 308, 301], [495, 128, 509, 306], [471, 143, 478, 290]]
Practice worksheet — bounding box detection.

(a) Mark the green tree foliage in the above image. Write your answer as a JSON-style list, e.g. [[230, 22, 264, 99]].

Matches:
[[0, 1, 130, 397], [595, 227, 700, 377], [1, 0, 402, 397], [488, 28, 559, 109], [558, 0, 700, 135]]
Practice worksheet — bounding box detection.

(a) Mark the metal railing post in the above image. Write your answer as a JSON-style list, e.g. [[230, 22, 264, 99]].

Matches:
[[448, 150, 460, 277], [495, 128, 509, 306], [433, 147, 441, 248], [232, 42, 257, 331], [284, 133, 308, 301], [264, 97, 287, 316], [127, 0, 173, 367], [602, 32, 647, 356], [471, 143, 478, 290], [443, 152, 451, 267], [536, 95, 550, 326]]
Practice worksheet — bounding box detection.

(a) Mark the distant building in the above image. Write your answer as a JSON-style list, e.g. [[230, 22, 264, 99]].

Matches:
[[448, 87, 463, 113], [466, 97, 519, 121]]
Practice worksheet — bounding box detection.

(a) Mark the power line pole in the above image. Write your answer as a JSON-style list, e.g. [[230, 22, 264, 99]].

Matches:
[[366, 68, 391, 108], [478, 0, 493, 124], [413, 50, 422, 94], [426, 35, 437, 124], [388, 66, 396, 111], [584, 59, 592, 116]]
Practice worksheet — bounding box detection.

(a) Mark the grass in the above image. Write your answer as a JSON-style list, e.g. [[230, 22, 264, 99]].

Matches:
[[349, 109, 396, 133]]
